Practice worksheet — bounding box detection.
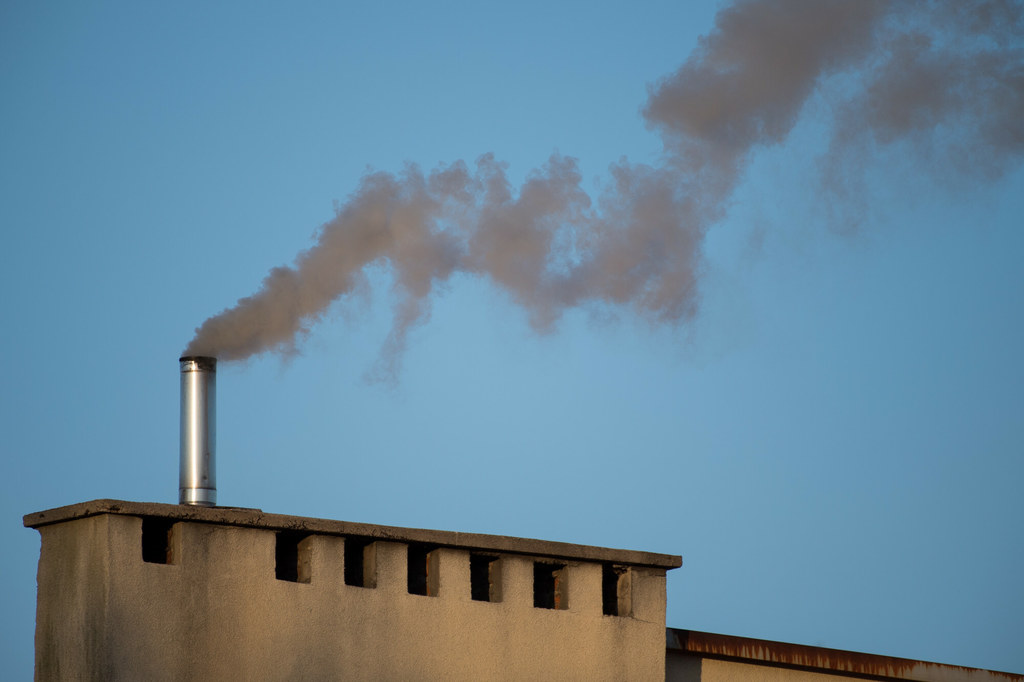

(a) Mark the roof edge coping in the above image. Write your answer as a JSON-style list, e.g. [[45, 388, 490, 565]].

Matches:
[[24, 499, 682, 570]]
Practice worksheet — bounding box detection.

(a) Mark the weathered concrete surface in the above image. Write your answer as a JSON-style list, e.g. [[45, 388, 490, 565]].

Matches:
[[25, 499, 682, 569], [27, 500, 676, 681]]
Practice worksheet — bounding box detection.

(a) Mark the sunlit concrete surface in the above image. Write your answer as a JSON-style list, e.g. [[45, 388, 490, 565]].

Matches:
[[26, 500, 677, 681]]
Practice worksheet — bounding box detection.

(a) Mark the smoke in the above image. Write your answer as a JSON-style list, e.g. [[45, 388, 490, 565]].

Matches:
[[184, 0, 1024, 378]]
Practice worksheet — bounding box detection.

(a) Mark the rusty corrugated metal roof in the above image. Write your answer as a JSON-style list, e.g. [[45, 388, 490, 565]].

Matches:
[[667, 628, 1022, 682]]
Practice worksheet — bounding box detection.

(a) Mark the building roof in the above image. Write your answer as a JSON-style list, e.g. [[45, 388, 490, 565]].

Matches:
[[23, 498, 682, 570], [668, 629, 1023, 682]]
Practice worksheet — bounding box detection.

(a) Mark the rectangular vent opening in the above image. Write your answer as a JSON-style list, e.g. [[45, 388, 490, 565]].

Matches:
[[533, 562, 568, 610], [141, 517, 177, 565], [344, 538, 376, 588], [602, 564, 631, 616], [470, 554, 501, 602], [407, 544, 439, 596], [275, 531, 312, 583]]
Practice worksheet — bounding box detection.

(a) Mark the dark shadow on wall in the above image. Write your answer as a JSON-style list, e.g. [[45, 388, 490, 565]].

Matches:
[[666, 651, 702, 681]]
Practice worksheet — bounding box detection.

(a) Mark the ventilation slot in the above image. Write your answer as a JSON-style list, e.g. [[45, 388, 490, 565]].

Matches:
[[407, 544, 439, 596], [275, 532, 312, 583], [470, 554, 501, 602], [533, 562, 568, 610], [141, 517, 177, 565], [344, 538, 376, 588], [602, 564, 631, 616]]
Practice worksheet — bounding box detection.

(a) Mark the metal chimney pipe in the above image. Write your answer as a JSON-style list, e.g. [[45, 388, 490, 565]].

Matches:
[[179, 356, 217, 506]]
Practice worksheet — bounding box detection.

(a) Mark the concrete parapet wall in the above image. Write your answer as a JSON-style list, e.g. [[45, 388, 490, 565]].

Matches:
[[29, 502, 677, 681]]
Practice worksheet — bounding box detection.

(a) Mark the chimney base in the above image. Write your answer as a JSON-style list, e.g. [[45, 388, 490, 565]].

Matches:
[[179, 488, 216, 507]]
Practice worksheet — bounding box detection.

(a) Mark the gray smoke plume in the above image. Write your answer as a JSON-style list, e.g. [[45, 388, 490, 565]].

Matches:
[[184, 0, 1024, 379]]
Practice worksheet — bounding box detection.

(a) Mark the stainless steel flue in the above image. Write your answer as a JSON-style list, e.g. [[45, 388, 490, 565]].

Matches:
[[179, 356, 216, 506]]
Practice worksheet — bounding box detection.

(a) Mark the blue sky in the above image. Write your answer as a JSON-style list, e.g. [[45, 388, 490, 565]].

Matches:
[[2, 1, 1022, 677]]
